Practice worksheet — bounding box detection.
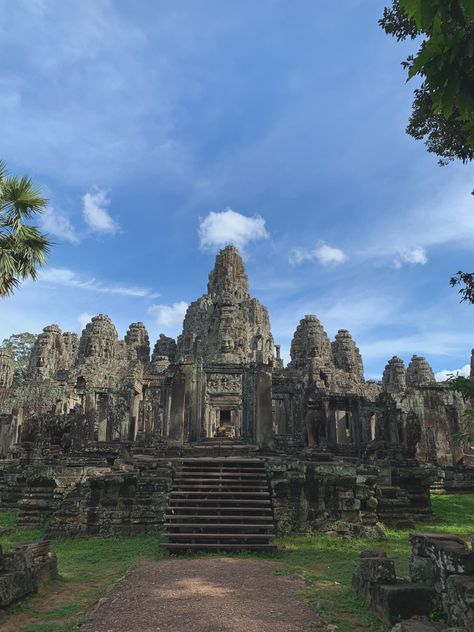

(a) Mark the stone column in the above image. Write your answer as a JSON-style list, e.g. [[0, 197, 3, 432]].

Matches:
[[168, 369, 186, 444], [255, 370, 274, 450], [327, 408, 337, 449]]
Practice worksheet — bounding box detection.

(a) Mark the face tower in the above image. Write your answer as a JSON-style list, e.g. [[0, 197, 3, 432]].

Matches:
[[165, 246, 275, 446]]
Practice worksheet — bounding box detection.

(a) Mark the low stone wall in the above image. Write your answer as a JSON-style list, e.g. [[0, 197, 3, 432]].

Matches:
[[47, 463, 172, 538], [0, 540, 57, 608], [410, 533, 474, 629], [431, 467, 474, 494], [376, 461, 435, 528], [266, 459, 383, 538], [352, 550, 435, 625], [353, 534, 474, 630]]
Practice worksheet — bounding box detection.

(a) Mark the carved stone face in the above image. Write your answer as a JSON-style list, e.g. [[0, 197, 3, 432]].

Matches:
[[220, 336, 234, 353]]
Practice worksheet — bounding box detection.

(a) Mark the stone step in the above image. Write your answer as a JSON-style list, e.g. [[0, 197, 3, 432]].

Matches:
[[165, 514, 274, 521], [164, 455, 276, 552], [163, 543, 277, 551], [167, 532, 275, 540]]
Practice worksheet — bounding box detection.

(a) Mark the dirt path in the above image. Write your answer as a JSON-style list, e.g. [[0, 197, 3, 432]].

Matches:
[[80, 557, 318, 632]]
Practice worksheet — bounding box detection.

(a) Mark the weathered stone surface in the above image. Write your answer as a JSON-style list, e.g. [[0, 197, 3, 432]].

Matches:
[[410, 534, 474, 592], [27, 325, 78, 380], [152, 334, 177, 362], [47, 465, 171, 538], [359, 556, 396, 583], [332, 329, 364, 381], [0, 540, 57, 608], [0, 350, 14, 389], [352, 571, 436, 625], [407, 356, 436, 387], [178, 246, 273, 365], [445, 575, 474, 630], [125, 322, 150, 364], [290, 315, 333, 372], [383, 356, 407, 394], [390, 617, 461, 632]]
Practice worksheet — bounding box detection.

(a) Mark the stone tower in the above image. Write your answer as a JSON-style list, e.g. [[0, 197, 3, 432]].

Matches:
[[289, 315, 333, 370], [406, 355, 435, 387], [177, 245, 273, 365], [382, 356, 407, 394], [168, 246, 274, 447], [125, 322, 150, 364], [332, 329, 364, 381]]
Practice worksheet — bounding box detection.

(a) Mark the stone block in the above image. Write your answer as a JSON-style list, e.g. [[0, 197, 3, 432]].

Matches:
[[446, 575, 474, 629], [409, 534, 474, 593], [389, 617, 456, 632], [409, 555, 436, 586], [0, 569, 36, 608], [359, 557, 397, 584], [371, 583, 436, 625]]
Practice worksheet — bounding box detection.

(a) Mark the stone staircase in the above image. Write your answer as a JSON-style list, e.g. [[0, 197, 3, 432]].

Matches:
[[16, 477, 57, 527], [163, 456, 276, 552]]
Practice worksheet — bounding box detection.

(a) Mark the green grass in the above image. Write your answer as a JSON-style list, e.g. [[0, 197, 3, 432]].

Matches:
[[0, 494, 472, 632]]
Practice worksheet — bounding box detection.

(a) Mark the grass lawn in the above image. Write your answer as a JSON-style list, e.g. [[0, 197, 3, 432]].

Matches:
[[0, 493, 473, 632]]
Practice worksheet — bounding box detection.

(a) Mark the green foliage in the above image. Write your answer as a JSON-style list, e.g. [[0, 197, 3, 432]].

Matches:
[[380, 1, 474, 170], [0, 160, 51, 297], [450, 270, 474, 302], [1, 332, 36, 379]]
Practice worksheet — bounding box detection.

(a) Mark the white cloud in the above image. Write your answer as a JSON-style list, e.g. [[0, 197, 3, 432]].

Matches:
[[78, 312, 93, 332], [149, 301, 188, 328], [393, 246, 428, 269], [435, 364, 471, 382], [40, 267, 158, 298], [40, 207, 80, 244], [198, 208, 269, 252], [289, 242, 347, 267], [82, 188, 118, 234]]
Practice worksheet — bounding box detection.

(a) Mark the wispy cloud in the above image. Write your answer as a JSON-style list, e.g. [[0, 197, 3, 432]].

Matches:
[[435, 364, 470, 382], [40, 206, 80, 244], [40, 267, 158, 298], [289, 242, 347, 267], [361, 180, 474, 266], [82, 188, 118, 234], [199, 208, 269, 252], [149, 301, 188, 328], [393, 246, 428, 269]]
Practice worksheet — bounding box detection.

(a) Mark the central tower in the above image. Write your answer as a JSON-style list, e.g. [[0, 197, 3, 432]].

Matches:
[[165, 246, 274, 447]]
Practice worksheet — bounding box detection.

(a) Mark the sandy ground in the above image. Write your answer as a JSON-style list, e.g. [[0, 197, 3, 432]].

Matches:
[[80, 557, 318, 632]]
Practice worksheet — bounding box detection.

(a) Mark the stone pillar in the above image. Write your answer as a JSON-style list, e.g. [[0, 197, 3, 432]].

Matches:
[[255, 370, 274, 450], [327, 408, 337, 449], [168, 370, 186, 444]]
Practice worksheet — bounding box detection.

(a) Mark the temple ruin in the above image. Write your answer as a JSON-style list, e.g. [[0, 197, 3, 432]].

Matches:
[[0, 245, 472, 544]]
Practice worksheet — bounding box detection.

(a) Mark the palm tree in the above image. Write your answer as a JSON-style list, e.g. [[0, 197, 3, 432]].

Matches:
[[0, 161, 51, 296]]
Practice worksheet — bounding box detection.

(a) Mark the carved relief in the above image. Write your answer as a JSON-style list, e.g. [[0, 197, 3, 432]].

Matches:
[[207, 374, 242, 393]]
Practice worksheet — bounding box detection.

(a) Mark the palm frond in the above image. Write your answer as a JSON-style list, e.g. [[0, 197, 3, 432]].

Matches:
[[0, 161, 51, 297]]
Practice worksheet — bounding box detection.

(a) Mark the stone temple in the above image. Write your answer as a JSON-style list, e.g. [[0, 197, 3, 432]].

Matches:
[[0, 245, 473, 545]]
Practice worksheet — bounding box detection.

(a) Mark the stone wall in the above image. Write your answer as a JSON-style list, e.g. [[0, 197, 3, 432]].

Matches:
[[47, 463, 172, 538], [266, 459, 382, 538]]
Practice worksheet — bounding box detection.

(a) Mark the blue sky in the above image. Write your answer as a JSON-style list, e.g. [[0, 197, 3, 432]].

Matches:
[[1, 0, 473, 379]]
